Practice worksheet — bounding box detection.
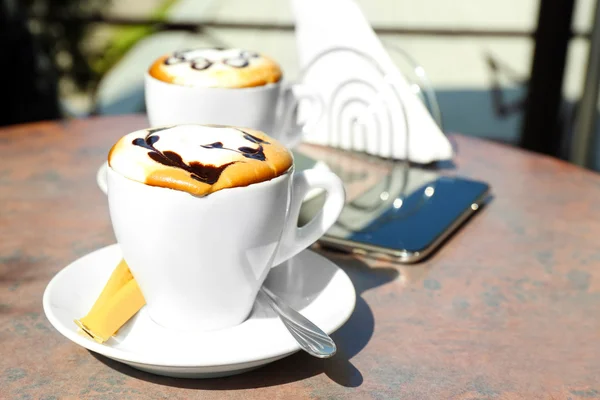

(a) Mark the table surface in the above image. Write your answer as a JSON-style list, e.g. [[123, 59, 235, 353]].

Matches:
[[1, 115, 600, 399]]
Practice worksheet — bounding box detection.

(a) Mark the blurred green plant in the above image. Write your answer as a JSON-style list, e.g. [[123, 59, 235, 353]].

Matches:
[[24, 0, 110, 92], [91, 0, 178, 77], [24, 0, 178, 92]]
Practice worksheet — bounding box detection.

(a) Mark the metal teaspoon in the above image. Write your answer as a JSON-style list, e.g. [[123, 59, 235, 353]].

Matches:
[[259, 287, 337, 358]]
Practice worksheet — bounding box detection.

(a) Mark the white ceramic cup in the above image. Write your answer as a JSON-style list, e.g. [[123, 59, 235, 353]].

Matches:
[[145, 74, 323, 147], [107, 165, 345, 331]]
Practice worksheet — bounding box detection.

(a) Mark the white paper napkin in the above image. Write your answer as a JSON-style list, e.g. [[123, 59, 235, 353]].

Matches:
[[291, 0, 454, 164]]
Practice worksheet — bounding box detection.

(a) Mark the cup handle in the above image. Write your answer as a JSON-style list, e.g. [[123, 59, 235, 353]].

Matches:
[[273, 169, 346, 266], [278, 83, 325, 147]]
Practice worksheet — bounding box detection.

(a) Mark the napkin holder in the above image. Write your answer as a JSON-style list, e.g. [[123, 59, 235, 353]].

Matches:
[[291, 0, 453, 163]]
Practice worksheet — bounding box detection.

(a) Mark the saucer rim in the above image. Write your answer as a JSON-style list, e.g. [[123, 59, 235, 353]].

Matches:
[[43, 244, 356, 368]]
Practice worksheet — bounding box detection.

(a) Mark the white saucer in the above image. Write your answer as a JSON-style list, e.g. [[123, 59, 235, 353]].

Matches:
[[43, 244, 355, 378], [95, 150, 331, 195]]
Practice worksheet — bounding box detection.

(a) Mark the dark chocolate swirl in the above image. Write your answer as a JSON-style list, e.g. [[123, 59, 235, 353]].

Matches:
[[132, 128, 270, 184]]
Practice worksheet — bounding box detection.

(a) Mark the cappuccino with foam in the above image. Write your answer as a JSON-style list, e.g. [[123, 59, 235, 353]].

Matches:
[[109, 125, 293, 196], [145, 48, 322, 147], [148, 48, 282, 89], [106, 124, 345, 331]]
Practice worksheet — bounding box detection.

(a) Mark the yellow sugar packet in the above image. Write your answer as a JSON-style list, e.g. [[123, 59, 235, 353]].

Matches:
[[75, 259, 145, 343]]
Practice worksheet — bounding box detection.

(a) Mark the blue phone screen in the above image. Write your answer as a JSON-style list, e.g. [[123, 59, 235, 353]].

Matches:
[[339, 176, 489, 253]]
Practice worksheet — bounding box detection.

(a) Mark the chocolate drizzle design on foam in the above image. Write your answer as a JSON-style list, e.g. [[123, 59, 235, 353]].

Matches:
[[164, 49, 260, 71], [131, 127, 270, 185], [201, 133, 268, 161]]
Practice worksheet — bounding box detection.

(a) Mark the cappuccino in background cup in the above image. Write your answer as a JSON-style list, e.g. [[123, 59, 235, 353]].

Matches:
[[107, 124, 345, 331], [145, 48, 323, 147]]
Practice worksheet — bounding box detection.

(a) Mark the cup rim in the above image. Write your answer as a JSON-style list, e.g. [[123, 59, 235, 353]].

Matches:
[[144, 71, 283, 93], [107, 163, 294, 198]]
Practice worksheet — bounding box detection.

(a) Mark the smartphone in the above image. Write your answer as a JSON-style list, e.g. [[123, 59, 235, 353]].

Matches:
[[297, 147, 491, 263]]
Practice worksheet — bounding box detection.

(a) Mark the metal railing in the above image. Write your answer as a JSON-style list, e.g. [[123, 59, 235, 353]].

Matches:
[[29, 8, 592, 161], [28, 14, 591, 39]]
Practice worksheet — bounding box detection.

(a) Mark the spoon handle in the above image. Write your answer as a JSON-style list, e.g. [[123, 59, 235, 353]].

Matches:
[[260, 287, 337, 358]]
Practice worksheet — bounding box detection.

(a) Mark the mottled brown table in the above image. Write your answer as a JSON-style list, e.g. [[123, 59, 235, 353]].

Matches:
[[1, 115, 600, 399]]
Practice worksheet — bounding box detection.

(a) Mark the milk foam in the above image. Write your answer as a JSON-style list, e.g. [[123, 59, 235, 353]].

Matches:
[[148, 48, 282, 88], [108, 125, 293, 196]]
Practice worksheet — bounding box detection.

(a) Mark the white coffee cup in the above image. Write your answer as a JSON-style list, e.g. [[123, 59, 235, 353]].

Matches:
[[107, 164, 345, 331], [145, 74, 323, 148]]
